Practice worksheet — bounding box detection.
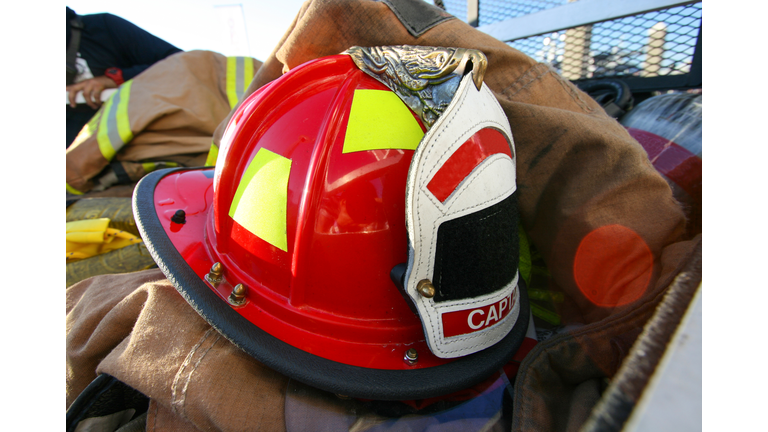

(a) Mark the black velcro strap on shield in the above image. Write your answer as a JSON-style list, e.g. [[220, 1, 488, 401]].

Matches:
[[432, 191, 519, 303]]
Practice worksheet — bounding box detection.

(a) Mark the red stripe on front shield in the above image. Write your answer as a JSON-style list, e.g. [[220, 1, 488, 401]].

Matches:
[[442, 290, 516, 338], [427, 128, 512, 203]]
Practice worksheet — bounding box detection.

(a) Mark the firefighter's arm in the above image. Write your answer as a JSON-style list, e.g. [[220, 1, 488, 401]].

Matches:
[[66, 75, 118, 109]]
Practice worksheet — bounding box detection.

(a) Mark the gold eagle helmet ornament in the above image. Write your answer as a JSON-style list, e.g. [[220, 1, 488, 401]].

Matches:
[[345, 45, 488, 129]]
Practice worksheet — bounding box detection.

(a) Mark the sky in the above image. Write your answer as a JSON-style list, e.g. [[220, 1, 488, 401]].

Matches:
[[66, 0, 309, 61]]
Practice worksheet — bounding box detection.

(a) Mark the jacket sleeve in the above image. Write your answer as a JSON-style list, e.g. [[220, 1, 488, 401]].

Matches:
[[102, 13, 183, 81]]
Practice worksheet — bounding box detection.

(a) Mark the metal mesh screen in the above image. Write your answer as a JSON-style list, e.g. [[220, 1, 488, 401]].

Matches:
[[504, 2, 702, 80], [479, 0, 570, 26], [440, 0, 468, 22]]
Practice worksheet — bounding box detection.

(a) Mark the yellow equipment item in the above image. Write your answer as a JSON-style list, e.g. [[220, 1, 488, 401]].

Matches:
[[66, 198, 158, 287], [66, 197, 139, 236], [66, 218, 143, 260]]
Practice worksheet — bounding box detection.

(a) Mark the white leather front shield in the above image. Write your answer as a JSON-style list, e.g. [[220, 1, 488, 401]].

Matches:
[[404, 71, 519, 359]]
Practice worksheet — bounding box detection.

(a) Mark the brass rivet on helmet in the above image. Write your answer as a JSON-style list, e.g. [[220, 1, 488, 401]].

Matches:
[[404, 348, 419, 365], [416, 279, 435, 299], [228, 283, 247, 306], [205, 262, 223, 286]]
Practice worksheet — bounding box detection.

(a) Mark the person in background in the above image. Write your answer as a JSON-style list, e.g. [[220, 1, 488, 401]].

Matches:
[[66, 6, 182, 147]]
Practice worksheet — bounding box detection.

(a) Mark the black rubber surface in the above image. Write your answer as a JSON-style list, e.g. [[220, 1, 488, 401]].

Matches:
[[133, 167, 529, 401], [66, 374, 149, 432]]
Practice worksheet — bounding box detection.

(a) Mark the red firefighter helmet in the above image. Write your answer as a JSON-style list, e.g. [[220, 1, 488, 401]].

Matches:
[[133, 46, 528, 400]]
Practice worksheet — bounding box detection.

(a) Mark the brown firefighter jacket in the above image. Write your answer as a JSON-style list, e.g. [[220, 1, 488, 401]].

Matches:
[[66, 50, 262, 194]]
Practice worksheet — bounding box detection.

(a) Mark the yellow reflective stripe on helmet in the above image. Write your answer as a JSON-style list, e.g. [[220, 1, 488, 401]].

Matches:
[[96, 81, 134, 161], [205, 142, 219, 167], [229, 148, 291, 251], [342, 89, 424, 154], [66, 183, 84, 195], [226, 56, 255, 109]]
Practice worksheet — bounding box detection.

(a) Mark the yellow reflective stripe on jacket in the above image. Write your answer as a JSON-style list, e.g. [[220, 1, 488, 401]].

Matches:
[[96, 80, 134, 161], [70, 110, 103, 149], [204, 142, 219, 167], [141, 161, 179, 174], [226, 57, 255, 109], [66, 183, 84, 195]]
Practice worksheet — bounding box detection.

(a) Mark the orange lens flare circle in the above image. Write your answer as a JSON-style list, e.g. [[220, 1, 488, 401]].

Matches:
[[573, 225, 653, 307]]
